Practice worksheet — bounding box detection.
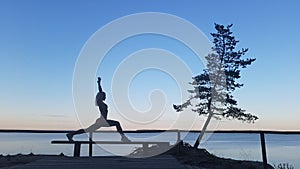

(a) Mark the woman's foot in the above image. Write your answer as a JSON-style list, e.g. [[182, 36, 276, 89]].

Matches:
[[121, 135, 131, 142], [66, 133, 74, 141]]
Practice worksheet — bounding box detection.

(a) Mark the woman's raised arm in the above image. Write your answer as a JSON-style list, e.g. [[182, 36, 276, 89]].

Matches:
[[97, 77, 103, 93]]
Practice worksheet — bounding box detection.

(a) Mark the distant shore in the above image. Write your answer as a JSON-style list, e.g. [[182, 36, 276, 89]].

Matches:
[[1, 129, 300, 134]]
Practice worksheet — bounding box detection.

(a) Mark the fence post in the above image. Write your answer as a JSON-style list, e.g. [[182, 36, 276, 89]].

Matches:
[[89, 132, 93, 157], [74, 142, 81, 157], [260, 132, 268, 169], [177, 130, 181, 142]]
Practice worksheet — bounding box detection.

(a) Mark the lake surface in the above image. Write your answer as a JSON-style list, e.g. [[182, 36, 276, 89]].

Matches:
[[0, 132, 299, 168]]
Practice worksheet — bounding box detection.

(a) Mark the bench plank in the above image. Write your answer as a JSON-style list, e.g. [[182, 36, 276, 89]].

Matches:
[[51, 140, 170, 157], [52, 140, 169, 144]]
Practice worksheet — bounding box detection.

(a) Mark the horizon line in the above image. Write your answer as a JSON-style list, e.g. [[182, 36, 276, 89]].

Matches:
[[1, 129, 300, 134]]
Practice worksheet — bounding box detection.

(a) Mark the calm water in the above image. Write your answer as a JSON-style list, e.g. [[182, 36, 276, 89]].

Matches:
[[0, 132, 299, 168]]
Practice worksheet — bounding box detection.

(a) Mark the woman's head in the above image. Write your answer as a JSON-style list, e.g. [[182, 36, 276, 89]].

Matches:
[[96, 92, 106, 106], [97, 92, 106, 101]]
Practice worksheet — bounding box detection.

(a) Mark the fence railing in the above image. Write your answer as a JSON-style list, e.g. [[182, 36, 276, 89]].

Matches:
[[1, 129, 299, 169]]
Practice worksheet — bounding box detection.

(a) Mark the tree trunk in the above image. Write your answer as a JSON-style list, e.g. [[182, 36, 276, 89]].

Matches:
[[193, 110, 213, 148]]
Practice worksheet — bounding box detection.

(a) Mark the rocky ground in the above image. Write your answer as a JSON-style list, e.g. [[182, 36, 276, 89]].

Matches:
[[131, 141, 275, 169], [0, 153, 42, 168], [0, 143, 275, 169], [173, 143, 274, 169]]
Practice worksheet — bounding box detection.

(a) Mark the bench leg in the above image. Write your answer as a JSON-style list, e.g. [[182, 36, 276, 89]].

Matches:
[[89, 132, 93, 157], [142, 143, 149, 156], [74, 143, 81, 157]]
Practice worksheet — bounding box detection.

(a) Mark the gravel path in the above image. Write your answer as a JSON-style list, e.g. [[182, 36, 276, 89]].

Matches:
[[0, 155, 205, 169]]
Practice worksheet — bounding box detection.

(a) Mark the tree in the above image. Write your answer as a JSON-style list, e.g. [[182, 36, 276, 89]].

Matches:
[[173, 24, 258, 148]]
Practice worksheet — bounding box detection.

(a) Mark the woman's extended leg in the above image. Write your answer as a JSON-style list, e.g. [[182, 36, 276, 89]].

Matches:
[[107, 119, 130, 142], [66, 120, 102, 141]]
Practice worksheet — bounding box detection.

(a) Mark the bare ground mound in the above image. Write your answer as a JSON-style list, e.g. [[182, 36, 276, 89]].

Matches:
[[131, 141, 274, 169]]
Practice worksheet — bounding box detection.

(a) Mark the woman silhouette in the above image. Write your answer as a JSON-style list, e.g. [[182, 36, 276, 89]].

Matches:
[[66, 77, 130, 142]]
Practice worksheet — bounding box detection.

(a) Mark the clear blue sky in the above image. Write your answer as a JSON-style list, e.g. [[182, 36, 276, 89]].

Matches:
[[0, 0, 299, 130]]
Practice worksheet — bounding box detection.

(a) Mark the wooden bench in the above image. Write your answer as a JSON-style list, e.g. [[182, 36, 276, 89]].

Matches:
[[51, 140, 170, 157]]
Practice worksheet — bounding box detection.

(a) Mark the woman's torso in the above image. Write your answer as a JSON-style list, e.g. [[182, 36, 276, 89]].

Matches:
[[98, 102, 108, 119]]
